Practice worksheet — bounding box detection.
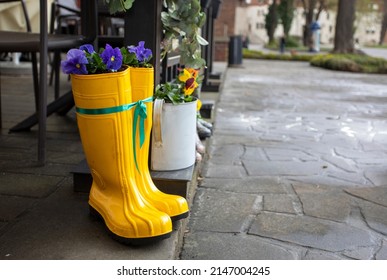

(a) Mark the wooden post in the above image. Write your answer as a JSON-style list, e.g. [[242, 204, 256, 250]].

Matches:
[[202, 5, 213, 81], [201, 4, 220, 92], [124, 0, 162, 86]]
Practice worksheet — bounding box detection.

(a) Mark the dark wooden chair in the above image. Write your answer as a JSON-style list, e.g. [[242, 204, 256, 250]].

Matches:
[[0, 0, 97, 165], [96, 0, 125, 49], [49, 0, 81, 99], [0, 0, 39, 108]]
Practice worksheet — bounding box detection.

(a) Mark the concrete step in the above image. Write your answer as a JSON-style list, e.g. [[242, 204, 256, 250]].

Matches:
[[72, 159, 195, 199]]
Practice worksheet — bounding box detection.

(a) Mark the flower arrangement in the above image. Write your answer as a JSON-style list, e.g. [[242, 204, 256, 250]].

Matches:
[[61, 41, 152, 75], [154, 68, 202, 110]]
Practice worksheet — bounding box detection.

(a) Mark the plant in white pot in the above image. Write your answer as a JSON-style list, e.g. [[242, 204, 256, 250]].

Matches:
[[150, 0, 211, 170], [151, 68, 203, 171]]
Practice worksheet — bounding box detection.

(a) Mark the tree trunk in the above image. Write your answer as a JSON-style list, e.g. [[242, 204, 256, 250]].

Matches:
[[380, 0, 387, 45], [333, 0, 357, 53]]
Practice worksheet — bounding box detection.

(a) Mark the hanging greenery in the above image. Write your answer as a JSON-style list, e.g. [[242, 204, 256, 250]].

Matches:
[[161, 0, 208, 69], [104, 0, 207, 69]]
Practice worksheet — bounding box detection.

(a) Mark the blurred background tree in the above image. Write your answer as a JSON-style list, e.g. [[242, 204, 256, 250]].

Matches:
[[334, 0, 357, 53]]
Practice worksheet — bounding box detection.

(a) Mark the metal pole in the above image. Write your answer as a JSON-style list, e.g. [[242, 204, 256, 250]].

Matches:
[[38, 0, 48, 166]]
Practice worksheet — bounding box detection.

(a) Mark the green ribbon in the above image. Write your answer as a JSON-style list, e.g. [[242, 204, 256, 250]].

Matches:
[[76, 96, 153, 172]]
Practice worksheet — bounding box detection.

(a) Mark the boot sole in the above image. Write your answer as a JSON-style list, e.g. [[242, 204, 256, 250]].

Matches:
[[170, 211, 189, 222], [89, 206, 172, 246]]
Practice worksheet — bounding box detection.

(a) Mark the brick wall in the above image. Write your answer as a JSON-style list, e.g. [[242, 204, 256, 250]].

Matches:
[[213, 0, 241, 61]]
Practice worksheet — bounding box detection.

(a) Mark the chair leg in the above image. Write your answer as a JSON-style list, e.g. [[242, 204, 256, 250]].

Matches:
[[38, 0, 48, 166], [37, 53, 48, 166], [54, 51, 61, 99], [49, 52, 54, 86], [31, 52, 39, 111], [0, 73, 2, 129], [32, 50, 48, 165]]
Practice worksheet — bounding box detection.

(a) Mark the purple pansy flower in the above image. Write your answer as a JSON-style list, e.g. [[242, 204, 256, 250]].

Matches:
[[61, 49, 88, 74], [101, 44, 123, 71], [79, 44, 95, 54], [128, 41, 152, 63]]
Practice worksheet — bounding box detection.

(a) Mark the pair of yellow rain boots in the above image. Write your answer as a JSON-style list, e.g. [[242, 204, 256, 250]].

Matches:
[[71, 66, 188, 245]]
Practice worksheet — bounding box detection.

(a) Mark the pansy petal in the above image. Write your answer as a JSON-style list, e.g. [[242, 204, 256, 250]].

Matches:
[[101, 44, 123, 71], [179, 69, 191, 82], [80, 44, 95, 54], [61, 49, 88, 74]]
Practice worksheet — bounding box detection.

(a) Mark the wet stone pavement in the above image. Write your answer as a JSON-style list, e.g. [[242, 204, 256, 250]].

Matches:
[[180, 59, 387, 260]]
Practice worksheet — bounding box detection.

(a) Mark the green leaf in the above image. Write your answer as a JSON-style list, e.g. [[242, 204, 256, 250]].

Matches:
[[120, 47, 137, 66], [123, 0, 134, 10], [184, 95, 193, 102], [104, 0, 135, 14], [197, 34, 208, 46]]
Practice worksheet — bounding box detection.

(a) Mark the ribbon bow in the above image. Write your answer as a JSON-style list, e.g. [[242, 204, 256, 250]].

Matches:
[[132, 97, 153, 171]]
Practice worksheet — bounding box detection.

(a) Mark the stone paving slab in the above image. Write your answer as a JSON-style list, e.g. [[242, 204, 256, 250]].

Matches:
[[264, 147, 317, 161], [0, 172, 64, 198], [243, 160, 331, 176], [346, 187, 387, 207], [199, 177, 288, 194], [208, 144, 245, 164], [249, 212, 375, 252], [181, 231, 298, 260], [321, 154, 358, 173], [262, 194, 296, 214], [241, 146, 268, 161], [303, 250, 346, 260], [325, 168, 370, 186], [0, 195, 37, 222], [188, 188, 262, 233], [376, 243, 387, 259], [364, 168, 387, 186], [342, 247, 376, 260], [354, 200, 387, 236], [292, 183, 351, 222], [202, 162, 246, 178], [209, 131, 261, 146], [286, 176, 364, 188]]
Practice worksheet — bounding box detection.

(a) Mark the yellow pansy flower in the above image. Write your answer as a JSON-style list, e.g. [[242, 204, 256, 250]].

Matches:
[[179, 68, 198, 96]]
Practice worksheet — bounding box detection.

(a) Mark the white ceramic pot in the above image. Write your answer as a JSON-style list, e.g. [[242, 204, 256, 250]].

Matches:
[[151, 98, 197, 171]]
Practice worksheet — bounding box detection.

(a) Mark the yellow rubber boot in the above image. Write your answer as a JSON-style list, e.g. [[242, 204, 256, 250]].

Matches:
[[71, 67, 172, 244], [130, 67, 189, 221]]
